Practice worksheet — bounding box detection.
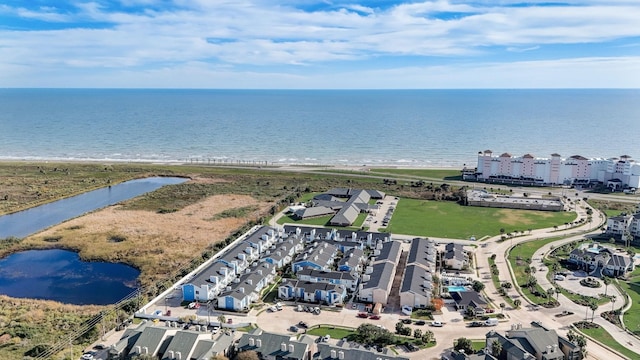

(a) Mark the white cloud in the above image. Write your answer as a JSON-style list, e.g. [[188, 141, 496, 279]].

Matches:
[[1, 1, 639, 87]]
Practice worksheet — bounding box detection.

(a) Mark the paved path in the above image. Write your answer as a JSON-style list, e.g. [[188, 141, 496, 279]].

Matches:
[[473, 199, 640, 359]]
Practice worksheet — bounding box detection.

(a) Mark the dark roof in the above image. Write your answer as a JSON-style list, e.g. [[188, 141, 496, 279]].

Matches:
[[339, 248, 365, 268], [362, 262, 395, 290], [316, 342, 409, 360], [161, 331, 201, 360], [450, 291, 487, 307], [400, 264, 432, 295], [374, 241, 402, 264], [237, 328, 310, 359], [407, 238, 436, 269], [298, 268, 355, 281], [281, 279, 345, 294]]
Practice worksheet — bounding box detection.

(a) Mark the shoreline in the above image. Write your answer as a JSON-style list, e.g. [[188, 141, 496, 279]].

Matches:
[[0, 158, 465, 171]]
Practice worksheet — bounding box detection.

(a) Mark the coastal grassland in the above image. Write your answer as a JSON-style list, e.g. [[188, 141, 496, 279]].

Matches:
[[368, 168, 462, 180], [587, 199, 638, 218], [0, 161, 468, 360], [385, 198, 576, 239], [0, 162, 152, 215]]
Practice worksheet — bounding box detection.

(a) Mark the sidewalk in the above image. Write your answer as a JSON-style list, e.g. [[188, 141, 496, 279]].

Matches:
[[474, 200, 639, 359]]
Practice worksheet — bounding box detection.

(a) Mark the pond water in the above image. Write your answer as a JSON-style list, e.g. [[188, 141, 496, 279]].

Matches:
[[0, 176, 187, 239], [0, 249, 140, 305]]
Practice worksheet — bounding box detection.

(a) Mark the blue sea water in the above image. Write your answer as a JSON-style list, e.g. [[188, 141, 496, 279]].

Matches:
[[1, 89, 639, 167]]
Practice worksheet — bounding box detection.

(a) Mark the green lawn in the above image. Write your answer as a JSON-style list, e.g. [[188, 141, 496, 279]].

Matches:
[[471, 339, 486, 352], [306, 326, 356, 339], [385, 198, 576, 239], [276, 212, 367, 230], [508, 237, 566, 305], [620, 279, 640, 335], [579, 326, 639, 359]]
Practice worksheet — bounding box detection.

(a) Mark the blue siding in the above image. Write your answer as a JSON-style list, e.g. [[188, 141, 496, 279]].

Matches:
[[182, 284, 196, 302], [225, 296, 234, 310]]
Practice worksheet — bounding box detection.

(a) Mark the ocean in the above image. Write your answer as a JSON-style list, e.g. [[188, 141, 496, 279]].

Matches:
[[1, 89, 639, 168]]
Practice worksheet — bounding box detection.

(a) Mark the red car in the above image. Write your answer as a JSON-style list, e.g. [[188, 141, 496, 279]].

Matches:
[[357, 313, 369, 318], [369, 315, 381, 320]]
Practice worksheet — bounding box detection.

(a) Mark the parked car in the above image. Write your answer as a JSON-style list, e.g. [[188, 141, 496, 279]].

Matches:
[[415, 320, 426, 326], [554, 274, 565, 281], [430, 321, 443, 327], [210, 326, 220, 334], [289, 326, 298, 332], [81, 354, 94, 360], [401, 319, 412, 324], [369, 315, 381, 320], [358, 313, 369, 318], [406, 343, 419, 352], [298, 321, 308, 328], [322, 334, 331, 342], [93, 344, 107, 350], [468, 321, 484, 327]]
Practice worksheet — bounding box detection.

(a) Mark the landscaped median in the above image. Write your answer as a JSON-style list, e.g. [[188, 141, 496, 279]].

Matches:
[[573, 321, 637, 359], [305, 323, 436, 350]]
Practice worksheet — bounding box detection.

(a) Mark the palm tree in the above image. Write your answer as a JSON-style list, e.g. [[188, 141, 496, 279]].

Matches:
[[513, 299, 521, 309], [500, 303, 506, 314], [491, 339, 502, 357], [611, 295, 617, 312], [547, 288, 555, 299], [602, 276, 611, 297], [590, 302, 599, 322], [217, 314, 226, 329], [555, 287, 561, 300]]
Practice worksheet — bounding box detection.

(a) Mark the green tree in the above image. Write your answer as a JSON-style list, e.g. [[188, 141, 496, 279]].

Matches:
[[602, 276, 611, 297], [454, 337, 474, 354], [472, 280, 485, 293], [422, 330, 435, 343], [414, 328, 423, 339], [395, 322, 405, 334], [513, 299, 521, 309], [590, 302, 599, 322]]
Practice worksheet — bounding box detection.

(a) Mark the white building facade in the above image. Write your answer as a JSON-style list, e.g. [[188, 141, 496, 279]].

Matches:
[[474, 151, 640, 189]]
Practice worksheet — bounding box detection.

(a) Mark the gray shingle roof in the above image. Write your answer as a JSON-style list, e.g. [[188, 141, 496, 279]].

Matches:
[[237, 328, 311, 359], [161, 331, 201, 360], [316, 342, 409, 360], [362, 262, 395, 290], [298, 268, 356, 281], [400, 264, 432, 295], [407, 237, 436, 269], [374, 241, 402, 264], [339, 248, 364, 268]]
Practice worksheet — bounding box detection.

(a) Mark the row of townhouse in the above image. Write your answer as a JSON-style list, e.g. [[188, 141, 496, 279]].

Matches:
[[181, 226, 306, 311], [399, 238, 437, 309], [605, 204, 640, 242], [357, 237, 438, 309], [443, 243, 470, 271], [279, 226, 391, 305], [107, 321, 234, 360], [293, 188, 385, 227], [236, 329, 409, 360]]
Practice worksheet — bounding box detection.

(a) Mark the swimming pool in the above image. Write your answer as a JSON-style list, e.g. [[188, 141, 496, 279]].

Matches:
[[447, 286, 469, 292]]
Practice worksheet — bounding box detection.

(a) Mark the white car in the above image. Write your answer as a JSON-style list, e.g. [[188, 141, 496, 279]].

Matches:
[[554, 275, 565, 281], [81, 354, 94, 360], [322, 335, 331, 342], [430, 321, 443, 327]]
